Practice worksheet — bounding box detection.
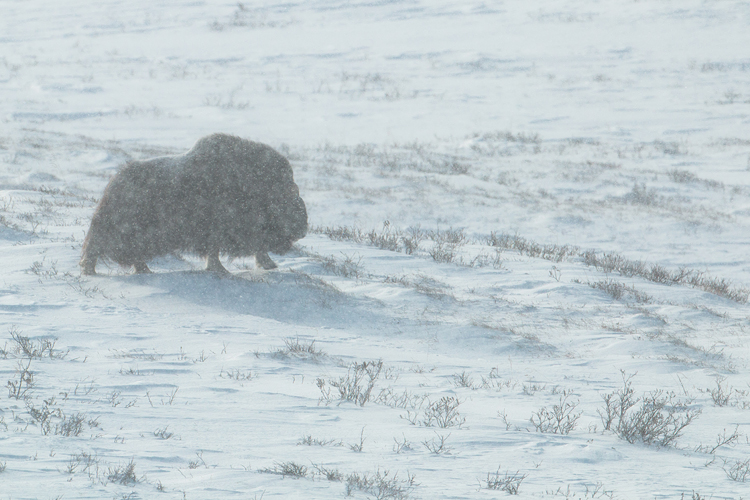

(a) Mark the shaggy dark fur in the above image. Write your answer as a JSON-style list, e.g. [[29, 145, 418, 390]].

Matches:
[[80, 133, 307, 275]]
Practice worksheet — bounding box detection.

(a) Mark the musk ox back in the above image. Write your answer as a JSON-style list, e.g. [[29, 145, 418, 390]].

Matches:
[[80, 133, 308, 275]]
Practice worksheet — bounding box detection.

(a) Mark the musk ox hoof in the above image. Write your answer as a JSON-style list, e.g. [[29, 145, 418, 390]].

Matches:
[[79, 133, 308, 276], [133, 262, 152, 274], [255, 252, 278, 270]]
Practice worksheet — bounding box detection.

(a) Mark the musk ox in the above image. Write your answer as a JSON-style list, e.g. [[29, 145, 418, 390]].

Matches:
[[80, 133, 307, 275]]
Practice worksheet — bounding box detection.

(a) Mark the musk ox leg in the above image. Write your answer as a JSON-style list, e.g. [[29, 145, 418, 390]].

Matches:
[[80, 255, 98, 276], [206, 252, 229, 274], [133, 262, 152, 274], [80, 227, 100, 275], [255, 252, 278, 270]]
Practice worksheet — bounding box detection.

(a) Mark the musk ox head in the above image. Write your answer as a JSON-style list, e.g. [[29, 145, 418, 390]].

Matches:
[[80, 133, 307, 275]]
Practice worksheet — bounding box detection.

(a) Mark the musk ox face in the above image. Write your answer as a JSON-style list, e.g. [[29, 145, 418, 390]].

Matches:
[[263, 185, 308, 254], [80, 133, 308, 275]]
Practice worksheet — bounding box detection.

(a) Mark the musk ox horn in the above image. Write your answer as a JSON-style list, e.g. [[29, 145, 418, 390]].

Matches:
[[80, 133, 308, 275]]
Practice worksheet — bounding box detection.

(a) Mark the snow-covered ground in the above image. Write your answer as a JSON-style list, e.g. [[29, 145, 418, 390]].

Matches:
[[2, 1, 750, 498]]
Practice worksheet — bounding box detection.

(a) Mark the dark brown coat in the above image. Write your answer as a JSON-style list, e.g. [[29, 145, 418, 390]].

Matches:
[[80, 133, 307, 274]]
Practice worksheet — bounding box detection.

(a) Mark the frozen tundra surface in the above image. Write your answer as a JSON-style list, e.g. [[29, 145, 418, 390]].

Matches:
[[2, 0, 750, 499]]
